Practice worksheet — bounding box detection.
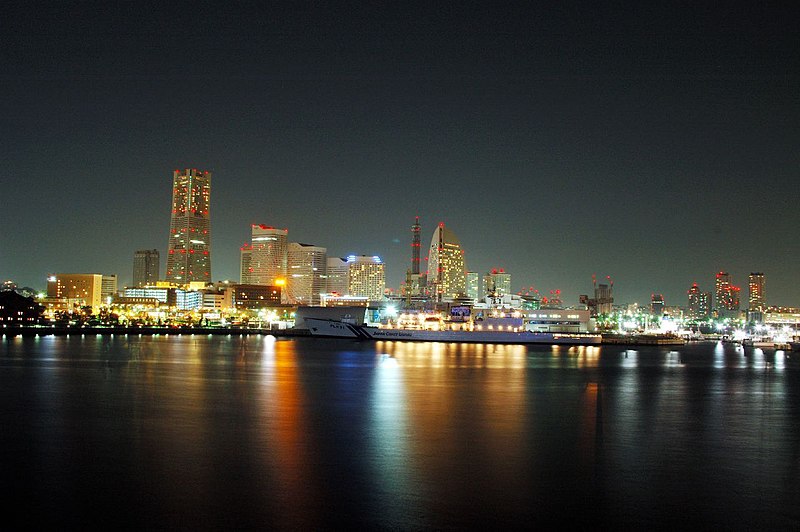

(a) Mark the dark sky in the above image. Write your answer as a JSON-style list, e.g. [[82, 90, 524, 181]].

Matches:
[[2, 1, 798, 306]]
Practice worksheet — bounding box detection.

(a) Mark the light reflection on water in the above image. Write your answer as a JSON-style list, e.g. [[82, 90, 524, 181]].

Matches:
[[1, 336, 799, 529]]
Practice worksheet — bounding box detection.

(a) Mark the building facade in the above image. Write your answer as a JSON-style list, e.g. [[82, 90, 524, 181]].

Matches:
[[240, 225, 288, 285], [427, 222, 466, 301], [47, 274, 104, 312], [133, 249, 160, 287], [287, 242, 327, 305], [715, 271, 740, 316], [483, 268, 511, 297], [165, 169, 211, 284], [347, 255, 385, 302], [748, 272, 766, 312], [325, 257, 350, 296]]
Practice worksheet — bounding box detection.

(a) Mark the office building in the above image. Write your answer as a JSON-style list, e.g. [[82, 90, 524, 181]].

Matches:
[[240, 225, 288, 285], [427, 222, 466, 301], [133, 249, 160, 287], [650, 293, 665, 316], [325, 257, 350, 296], [748, 272, 766, 312], [465, 272, 479, 301], [483, 268, 511, 297], [101, 274, 118, 303], [287, 243, 327, 305], [165, 169, 211, 283]]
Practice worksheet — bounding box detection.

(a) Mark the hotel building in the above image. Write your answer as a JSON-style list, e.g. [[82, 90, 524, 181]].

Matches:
[[427, 222, 466, 302]]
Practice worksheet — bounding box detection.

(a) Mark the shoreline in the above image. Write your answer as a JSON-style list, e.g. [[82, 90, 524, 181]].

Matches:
[[1, 325, 312, 338]]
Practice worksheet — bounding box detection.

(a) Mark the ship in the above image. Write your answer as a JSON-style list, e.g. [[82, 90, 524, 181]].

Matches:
[[303, 317, 602, 345]]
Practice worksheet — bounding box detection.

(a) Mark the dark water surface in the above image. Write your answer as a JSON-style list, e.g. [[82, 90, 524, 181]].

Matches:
[[2, 335, 799, 530]]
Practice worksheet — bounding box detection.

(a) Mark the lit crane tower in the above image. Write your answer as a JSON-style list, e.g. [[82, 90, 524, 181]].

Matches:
[[411, 216, 421, 274]]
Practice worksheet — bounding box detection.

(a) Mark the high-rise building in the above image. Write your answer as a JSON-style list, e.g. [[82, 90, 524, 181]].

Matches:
[[47, 274, 103, 312], [427, 222, 466, 301], [650, 293, 665, 316], [325, 257, 350, 296], [715, 271, 740, 315], [287, 243, 327, 305], [165, 169, 211, 284], [240, 225, 288, 285], [748, 272, 766, 312], [133, 249, 160, 287], [465, 272, 479, 301], [347, 255, 385, 301], [483, 268, 512, 297]]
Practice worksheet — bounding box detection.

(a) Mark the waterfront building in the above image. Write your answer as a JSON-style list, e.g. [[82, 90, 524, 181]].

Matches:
[[287, 243, 327, 305], [0, 291, 44, 324], [240, 225, 288, 285], [347, 255, 385, 302], [101, 275, 118, 303], [47, 274, 103, 312], [133, 249, 160, 287], [466, 272, 479, 301], [650, 293, 665, 316], [715, 271, 741, 317], [427, 222, 466, 302], [325, 257, 350, 296], [687, 282, 712, 319], [165, 169, 211, 283], [483, 268, 511, 297], [229, 284, 282, 310], [748, 272, 766, 312]]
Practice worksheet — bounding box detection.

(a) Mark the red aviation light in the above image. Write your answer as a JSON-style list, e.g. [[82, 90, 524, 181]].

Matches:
[[203, 251, 208, 255], [439, 222, 444, 227], [169, 250, 174, 254]]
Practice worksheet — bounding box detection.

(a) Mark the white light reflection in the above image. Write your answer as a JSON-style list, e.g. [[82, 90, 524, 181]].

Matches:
[[622, 349, 638, 368], [368, 350, 419, 524]]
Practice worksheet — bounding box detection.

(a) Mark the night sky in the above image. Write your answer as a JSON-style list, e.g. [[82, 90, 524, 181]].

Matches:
[[2, 2, 798, 306]]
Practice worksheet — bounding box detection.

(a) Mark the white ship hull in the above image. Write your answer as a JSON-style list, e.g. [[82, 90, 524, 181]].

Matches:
[[304, 318, 602, 346]]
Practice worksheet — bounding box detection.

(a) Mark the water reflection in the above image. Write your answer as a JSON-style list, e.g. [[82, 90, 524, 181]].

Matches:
[[2, 337, 799, 529]]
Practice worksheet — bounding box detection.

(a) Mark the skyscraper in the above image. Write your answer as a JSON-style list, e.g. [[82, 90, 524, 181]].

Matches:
[[715, 271, 740, 315], [133, 249, 160, 287], [748, 272, 766, 311], [165, 169, 211, 284], [240, 225, 288, 285], [427, 222, 466, 301], [347, 255, 385, 301], [287, 243, 327, 305]]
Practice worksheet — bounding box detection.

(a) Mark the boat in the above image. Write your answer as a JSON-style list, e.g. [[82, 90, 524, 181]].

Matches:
[[303, 317, 602, 345]]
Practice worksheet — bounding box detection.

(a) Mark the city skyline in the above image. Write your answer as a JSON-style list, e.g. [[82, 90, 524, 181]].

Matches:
[[2, 4, 797, 306]]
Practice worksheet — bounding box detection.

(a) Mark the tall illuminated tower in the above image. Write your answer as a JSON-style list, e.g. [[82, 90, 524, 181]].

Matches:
[[748, 272, 765, 311], [165, 168, 211, 284], [428, 222, 466, 301], [411, 216, 421, 274]]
